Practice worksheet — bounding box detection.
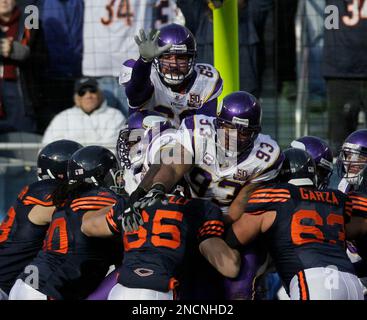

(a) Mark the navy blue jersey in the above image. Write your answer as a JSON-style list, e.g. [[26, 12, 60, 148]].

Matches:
[[244, 183, 355, 293], [0, 179, 58, 294], [106, 195, 225, 292], [323, 0, 367, 78], [348, 191, 367, 261], [19, 187, 123, 300]]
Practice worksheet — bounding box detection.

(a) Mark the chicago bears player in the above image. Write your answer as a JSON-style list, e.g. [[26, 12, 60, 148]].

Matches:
[[8, 146, 124, 300], [81, 188, 240, 300], [0, 140, 82, 300], [124, 91, 283, 300], [225, 148, 364, 300], [119, 23, 223, 127], [290, 136, 333, 190]]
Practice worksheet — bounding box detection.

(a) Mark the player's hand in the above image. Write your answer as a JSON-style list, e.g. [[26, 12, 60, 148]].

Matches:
[[121, 207, 144, 233], [134, 29, 172, 62], [135, 184, 168, 210]]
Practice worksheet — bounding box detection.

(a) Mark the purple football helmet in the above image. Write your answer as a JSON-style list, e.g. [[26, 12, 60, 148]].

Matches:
[[117, 111, 172, 169], [337, 129, 367, 185], [215, 91, 262, 156], [154, 23, 197, 86], [290, 136, 333, 189]]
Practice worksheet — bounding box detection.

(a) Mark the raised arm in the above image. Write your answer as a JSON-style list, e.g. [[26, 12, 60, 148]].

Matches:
[[125, 30, 172, 108], [125, 58, 154, 107]]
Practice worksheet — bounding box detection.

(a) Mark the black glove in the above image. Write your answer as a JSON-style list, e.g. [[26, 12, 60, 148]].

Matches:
[[121, 186, 147, 232], [121, 206, 144, 233], [135, 183, 168, 211]]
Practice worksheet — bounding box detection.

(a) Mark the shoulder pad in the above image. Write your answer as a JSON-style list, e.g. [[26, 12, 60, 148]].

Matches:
[[21, 180, 58, 206]]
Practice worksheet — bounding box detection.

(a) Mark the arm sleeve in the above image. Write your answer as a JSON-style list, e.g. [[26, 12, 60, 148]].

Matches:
[[349, 192, 367, 219], [21, 185, 54, 207], [105, 201, 124, 235], [176, 116, 195, 156], [250, 151, 285, 184], [245, 185, 291, 213], [125, 57, 154, 108], [196, 98, 218, 117], [196, 201, 225, 243]]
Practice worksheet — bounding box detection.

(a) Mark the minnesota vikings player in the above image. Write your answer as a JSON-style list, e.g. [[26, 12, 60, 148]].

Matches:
[[116, 110, 177, 196], [290, 136, 333, 190], [124, 91, 284, 299], [335, 129, 367, 193], [119, 23, 223, 127]]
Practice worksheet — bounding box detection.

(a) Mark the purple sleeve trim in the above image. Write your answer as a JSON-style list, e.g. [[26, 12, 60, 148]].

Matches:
[[261, 151, 285, 176], [123, 59, 136, 68], [197, 99, 217, 117], [125, 57, 154, 108], [213, 77, 223, 97]]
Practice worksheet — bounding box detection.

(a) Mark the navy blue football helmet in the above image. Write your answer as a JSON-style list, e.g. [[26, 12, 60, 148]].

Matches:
[[154, 23, 197, 85], [68, 146, 124, 194], [278, 148, 317, 186], [37, 140, 83, 181], [291, 136, 333, 189], [215, 91, 262, 156]]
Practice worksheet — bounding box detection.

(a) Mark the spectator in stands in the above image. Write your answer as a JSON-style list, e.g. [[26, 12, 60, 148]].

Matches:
[[0, 0, 37, 133], [323, 0, 367, 154], [42, 78, 126, 147], [38, 0, 83, 133], [82, 0, 183, 118]]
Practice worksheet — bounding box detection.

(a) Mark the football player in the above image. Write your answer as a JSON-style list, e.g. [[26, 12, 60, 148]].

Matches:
[[119, 23, 223, 127], [125, 91, 284, 300], [116, 110, 177, 195], [81, 188, 240, 300], [290, 136, 333, 190], [8, 146, 124, 300], [225, 148, 364, 300], [0, 140, 82, 300], [336, 129, 367, 193], [128, 91, 283, 221]]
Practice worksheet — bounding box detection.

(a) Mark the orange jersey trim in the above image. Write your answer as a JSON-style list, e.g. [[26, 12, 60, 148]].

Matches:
[[250, 193, 291, 199], [352, 205, 367, 212], [248, 198, 289, 204], [252, 188, 291, 195], [201, 220, 224, 228], [297, 271, 309, 300], [106, 208, 119, 233], [71, 196, 116, 205], [70, 200, 116, 209], [71, 205, 108, 212], [23, 196, 53, 207]]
